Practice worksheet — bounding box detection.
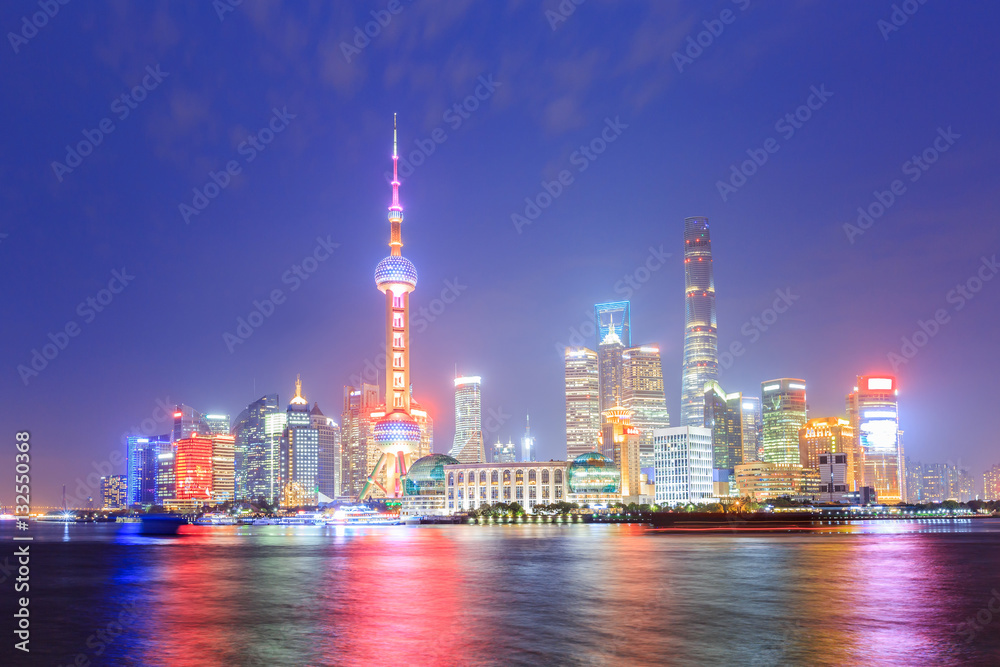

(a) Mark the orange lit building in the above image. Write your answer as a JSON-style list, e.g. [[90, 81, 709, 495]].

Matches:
[[601, 406, 645, 503], [798, 417, 860, 490]]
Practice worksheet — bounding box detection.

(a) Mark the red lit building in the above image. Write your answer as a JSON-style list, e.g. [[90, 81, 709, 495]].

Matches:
[[175, 435, 214, 501]]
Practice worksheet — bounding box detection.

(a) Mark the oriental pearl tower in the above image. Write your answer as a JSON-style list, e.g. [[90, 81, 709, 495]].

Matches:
[[359, 115, 422, 501]]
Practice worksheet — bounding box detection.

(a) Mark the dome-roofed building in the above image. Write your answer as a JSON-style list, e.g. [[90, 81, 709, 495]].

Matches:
[[567, 452, 621, 507], [401, 454, 459, 517]]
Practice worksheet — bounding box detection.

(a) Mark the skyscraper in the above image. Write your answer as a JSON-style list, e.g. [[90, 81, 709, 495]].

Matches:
[[984, 464, 1000, 501], [597, 319, 625, 413], [126, 433, 168, 506], [739, 396, 762, 462], [174, 434, 213, 503], [280, 376, 318, 507], [703, 380, 744, 496], [172, 404, 212, 442], [101, 474, 126, 509], [565, 347, 600, 460], [359, 116, 426, 501], [847, 375, 902, 504], [681, 216, 718, 427], [492, 439, 517, 463], [341, 383, 380, 498], [205, 414, 231, 436], [797, 417, 859, 490], [211, 434, 235, 503], [521, 415, 535, 463], [653, 425, 714, 506], [313, 405, 340, 502], [622, 345, 670, 468], [450, 376, 484, 463], [602, 407, 642, 503], [761, 379, 808, 466], [232, 393, 280, 503]]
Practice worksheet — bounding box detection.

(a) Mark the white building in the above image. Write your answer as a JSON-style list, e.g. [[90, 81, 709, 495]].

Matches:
[[653, 426, 713, 507], [450, 376, 484, 463], [443, 461, 569, 514], [818, 452, 850, 503]]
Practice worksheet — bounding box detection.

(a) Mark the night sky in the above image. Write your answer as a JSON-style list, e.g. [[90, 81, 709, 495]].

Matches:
[[2, 1, 998, 506]]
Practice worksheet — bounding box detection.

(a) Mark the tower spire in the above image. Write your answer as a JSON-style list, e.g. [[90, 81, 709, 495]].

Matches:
[[389, 113, 402, 256]]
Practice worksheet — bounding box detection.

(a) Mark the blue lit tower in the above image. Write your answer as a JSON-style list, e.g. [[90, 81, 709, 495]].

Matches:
[[360, 115, 422, 501], [680, 216, 719, 426]]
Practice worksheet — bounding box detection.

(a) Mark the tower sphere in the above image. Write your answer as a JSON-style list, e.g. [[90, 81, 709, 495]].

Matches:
[[374, 255, 418, 292]]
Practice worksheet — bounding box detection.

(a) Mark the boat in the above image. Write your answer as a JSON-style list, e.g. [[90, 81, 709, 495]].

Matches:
[[328, 505, 402, 526], [139, 514, 187, 535], [194, 513, 237, 526]]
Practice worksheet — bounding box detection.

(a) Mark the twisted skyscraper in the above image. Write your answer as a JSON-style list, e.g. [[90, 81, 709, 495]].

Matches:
[[680, 216, 718, 427], [359, 115, 422, 500]]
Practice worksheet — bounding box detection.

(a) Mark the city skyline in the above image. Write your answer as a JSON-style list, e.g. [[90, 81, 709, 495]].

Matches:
[[3, 3, 1000, 507]]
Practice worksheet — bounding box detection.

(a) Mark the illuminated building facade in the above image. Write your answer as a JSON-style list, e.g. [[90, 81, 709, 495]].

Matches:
[[653, 426, 713, 506], [798, 417, 859, 490], [817, 453, 850, 503], [314, 407, 340, 501], [174, 434, 214, 502], [232, 393, 279, 503], [621, 345, 670, 469], [211, 434, 235, 503], [280, 376, 318, 507], [680, 216, 718, 427], [565, 347, 600, 461], [985, 464, 1000, 502], [847, 375, 903, 504], [567, 453, 621, 507], [601, 407, 642, 503], [359, 116, 426, 501], [735, 461, 820, 501], [402, 454, 459, 517], [172, 404, 211, 442], [156, 445, 176, 505], [739, 396, 762, 462], [205, 413, 230, 435], [492, 439, 517, 463], [127, 433, 168, 506], [341, 384, 379, 498], [703, 381, 745, 496], [450, 376, 484, 463], [521, 415, 535, 463], [595, 301, 631, 348], [597, 319, 625, 414], [445, 461, 569, 513], [101, 474, 126, 509], [762, 379, 808, 466]]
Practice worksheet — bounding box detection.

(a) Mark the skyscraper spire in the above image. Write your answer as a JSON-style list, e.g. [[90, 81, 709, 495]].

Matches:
[[389, 112, 402, 256]]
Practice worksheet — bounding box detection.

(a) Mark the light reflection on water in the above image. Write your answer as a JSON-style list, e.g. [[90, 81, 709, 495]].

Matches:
[[4, 520, 1000, 666]]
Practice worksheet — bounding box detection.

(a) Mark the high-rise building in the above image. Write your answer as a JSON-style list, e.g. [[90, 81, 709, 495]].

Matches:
[[847, 375, 903, 504], [101, 474, 126, 509], [946, 465, 974, 503], [492, 439, 517, 463], [817, 453, 851, 503], [313, 405, 340, 502], [565, 347, 600, 460], [653, 426, 714, 507], [798, 417, 860, 490], [740, 396, 762, 462], [358, 116, 427, 501], [680, 216, 718, 427], [211, 434, 235, 504], [703, 381, 744, 497], [734, 461, 821, 501], [205, 414, 231, 436], [281, 376, 318, 507], [174, 434, 214, 502], [761, 379, 808, 466], [521, 415, 535, 463], [232, 394, 280, 504], [126, 433, 169, 506], [595, 301, 631, 347], [622, 345, 670, 469], [156, 445, 175, 505], [984, 464, 1000, 502], [341, 383, 380, 498], [450, 376, 484, 463], [597, 323, 625, 416], [172, 404, 212, 442]]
